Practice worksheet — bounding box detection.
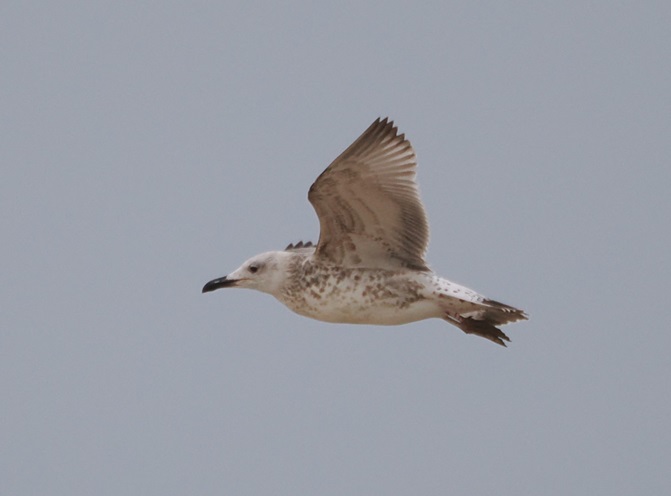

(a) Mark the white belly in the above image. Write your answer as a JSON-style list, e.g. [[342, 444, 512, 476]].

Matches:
[[277, 270, 445, 325]]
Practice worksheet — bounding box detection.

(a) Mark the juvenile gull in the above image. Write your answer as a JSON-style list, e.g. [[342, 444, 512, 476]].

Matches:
[[203, 118, 528, 346]]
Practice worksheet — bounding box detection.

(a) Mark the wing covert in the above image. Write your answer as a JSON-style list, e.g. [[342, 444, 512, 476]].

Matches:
[[308, 118, 430, 270]]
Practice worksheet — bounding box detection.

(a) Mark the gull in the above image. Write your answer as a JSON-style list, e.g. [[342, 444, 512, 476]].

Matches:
[[203, 118, 527, 345]]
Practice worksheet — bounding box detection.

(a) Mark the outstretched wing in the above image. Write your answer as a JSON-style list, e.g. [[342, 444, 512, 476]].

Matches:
[[308, 118, 429, 270]]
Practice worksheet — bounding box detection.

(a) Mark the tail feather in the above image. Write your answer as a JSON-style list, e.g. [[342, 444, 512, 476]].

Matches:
[[443, 300, 528, 347], [481, 298, 529, 326], [444, 314, 511, 346]]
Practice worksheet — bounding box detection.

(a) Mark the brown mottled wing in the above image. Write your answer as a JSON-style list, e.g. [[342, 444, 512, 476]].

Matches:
[[308, 118, 429, 270]]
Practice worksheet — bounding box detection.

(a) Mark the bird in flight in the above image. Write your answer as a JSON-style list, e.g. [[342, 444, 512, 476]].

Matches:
[[203, 118, 527, 345]]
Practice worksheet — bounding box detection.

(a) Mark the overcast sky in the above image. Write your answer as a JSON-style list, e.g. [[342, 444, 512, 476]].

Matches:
[[2, 1, 670, 495]]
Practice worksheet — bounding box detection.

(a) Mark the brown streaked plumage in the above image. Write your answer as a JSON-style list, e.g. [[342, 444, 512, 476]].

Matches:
[[308, 118, 429, 271], [203, 118, 528, 346]]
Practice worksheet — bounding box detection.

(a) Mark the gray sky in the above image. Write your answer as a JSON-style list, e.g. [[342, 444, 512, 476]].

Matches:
[[2, 1, 670, 495]]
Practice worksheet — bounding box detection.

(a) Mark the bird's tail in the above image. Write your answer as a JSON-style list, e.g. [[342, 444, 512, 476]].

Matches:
[[443, 299, 528, 347]]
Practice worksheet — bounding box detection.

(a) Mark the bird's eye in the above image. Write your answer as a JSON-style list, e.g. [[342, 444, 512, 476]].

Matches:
[[249, 265, 259, 274]]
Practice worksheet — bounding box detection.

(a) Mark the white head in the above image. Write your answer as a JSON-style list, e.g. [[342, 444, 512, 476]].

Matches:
[[202, 251, 294, 297]]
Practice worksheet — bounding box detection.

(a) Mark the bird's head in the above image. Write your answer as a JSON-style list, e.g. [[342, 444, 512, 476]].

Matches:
[[202, 251, 293, 296]]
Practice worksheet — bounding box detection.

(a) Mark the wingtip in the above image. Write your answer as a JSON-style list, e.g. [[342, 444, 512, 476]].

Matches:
[[285, 240, 314, 251], [374, 116, 395, 129], [367, 117, 403, 143]]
